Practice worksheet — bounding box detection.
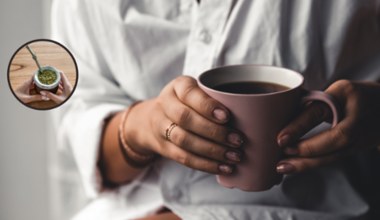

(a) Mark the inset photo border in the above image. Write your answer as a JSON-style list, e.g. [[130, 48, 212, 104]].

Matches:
[[7, 39, 78, 110]]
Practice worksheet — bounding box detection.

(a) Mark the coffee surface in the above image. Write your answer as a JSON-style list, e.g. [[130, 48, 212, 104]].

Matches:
[[213, 81, 289, 94]]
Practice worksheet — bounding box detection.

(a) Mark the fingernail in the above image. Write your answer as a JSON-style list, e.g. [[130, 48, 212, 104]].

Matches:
[[213, 108, 228, 121], [40, 91, 46, 96], [227, 133, 244, 146], [219, 164, 233, 174], [225, 151, 241, 162], [278, 134, 291, 147], [276, 163, 295, 174], [42, 96, 50, 101], [284, 147, 299, 155]]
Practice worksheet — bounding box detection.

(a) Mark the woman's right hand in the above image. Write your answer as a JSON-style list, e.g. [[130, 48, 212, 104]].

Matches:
[[40, 72, 73, 104], [125, 76, 245, 175]]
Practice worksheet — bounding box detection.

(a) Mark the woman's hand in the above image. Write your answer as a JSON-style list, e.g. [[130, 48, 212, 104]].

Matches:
[[125, 76, 244, 175], [276, 80, 380, 174], [15, 75, 46, 103], [40, 72, 73, 104]]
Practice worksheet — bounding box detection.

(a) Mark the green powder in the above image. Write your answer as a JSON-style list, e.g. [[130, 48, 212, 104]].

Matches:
[[38, 69, 57, 85]]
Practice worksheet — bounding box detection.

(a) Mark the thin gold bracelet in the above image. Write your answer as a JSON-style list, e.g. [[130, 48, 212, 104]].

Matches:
[[118, 101, 155, 168]]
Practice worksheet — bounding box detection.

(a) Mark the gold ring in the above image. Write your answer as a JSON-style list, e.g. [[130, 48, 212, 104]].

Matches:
[[165, 122, 177, 141]]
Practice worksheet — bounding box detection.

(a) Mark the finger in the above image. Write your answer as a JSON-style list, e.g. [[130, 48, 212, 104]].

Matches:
[[29, 80, 36, 90], [38, 91, 51, 101], [161, 141, 234, 175], [160, 119, 242, 164], [276, 149, 349, 174], [60, 72, 73, 93], [27, 75, 34, 84], [324, 80, 351, 103], [162, 92, 244, 147], [24, 94, 44, 103], [277, 101, 332, 148], [172, 76, 230, 124], [286, 119, 353, 157], [41, 91, 63, 104], [277, 80, 352, 148], [19, 75, 35, 92], [281, 80, 357, 157]]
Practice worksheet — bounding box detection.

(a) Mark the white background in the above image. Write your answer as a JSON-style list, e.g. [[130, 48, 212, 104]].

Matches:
[[0, 1, 85, 219]]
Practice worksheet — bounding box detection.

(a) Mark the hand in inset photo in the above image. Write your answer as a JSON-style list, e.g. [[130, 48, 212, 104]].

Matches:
[[14, 75, 45, 104], [40, 72, 73, 105]]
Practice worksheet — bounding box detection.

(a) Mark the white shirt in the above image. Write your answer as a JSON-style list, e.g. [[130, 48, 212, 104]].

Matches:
[[51, 0, 380, 219]]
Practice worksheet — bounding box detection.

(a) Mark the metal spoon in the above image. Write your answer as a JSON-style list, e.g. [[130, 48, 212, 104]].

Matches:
[[26, 45, 43, 73]]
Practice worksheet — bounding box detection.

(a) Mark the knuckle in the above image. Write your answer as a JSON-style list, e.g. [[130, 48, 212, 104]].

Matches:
[[180, 86, 196, 103], [175, 153, 190, 166], [295, 163, 306, 173], [181, 155, 192, 167], [281, 124, 298, 137], [300, 161, 314, 172], [197, 160, 218, 174], [292, 160, 313, 173], [175, 77, 197, 101], [155, 95, 164, 107], [157, 142, 169, 156], [206, 165, 219, 174], [175, 75, 196, 86], [207, 145, 224, 160], [334, 126, 351, 147], [160, 81, 174, 97], [175, 107, 192, 125], [173, 130, 188, 147], [334, 79, 352, 90], [208, 127, 220, 139], [302, 142, 316, 157], [207, 126, 227, 141], [333, 79, 356, 94], [200, 98, 216, 114]]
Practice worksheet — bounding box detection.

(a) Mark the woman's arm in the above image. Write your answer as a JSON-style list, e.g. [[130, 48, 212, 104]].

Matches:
[[98, 76, 245, 186], [99, 110, 146, 185], [277, 80, 380, 173]]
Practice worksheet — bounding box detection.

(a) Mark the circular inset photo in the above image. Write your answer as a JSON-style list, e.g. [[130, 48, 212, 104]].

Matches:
[[8, 39, 78, 110]]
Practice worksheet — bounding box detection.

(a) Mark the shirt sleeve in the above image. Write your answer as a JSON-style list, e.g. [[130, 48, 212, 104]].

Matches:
[[50, 0, 134, 198]]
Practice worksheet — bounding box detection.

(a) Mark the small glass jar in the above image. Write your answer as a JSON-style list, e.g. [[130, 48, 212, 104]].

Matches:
[[33, 66, 61, 94]]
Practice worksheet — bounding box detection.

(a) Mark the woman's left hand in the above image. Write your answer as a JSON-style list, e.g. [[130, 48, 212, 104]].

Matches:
[[276, 80, 380, 174], [15, 75, 46, 103], [40, 72, 73, 104]]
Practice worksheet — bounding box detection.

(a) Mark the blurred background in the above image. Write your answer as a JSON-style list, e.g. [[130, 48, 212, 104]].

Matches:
[[0, 0, 85, 219]]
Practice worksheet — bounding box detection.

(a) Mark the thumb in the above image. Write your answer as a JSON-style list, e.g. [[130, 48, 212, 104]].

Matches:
[[42, 91, 63, 104], [60, 72, 73, 95], [277, 101, 331, 148], [24, 94, 43, 104]]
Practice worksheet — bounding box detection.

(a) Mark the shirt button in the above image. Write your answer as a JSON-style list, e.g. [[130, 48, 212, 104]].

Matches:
[[198, 29, 212, 44]]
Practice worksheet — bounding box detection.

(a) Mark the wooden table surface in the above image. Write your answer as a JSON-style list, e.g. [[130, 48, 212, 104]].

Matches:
[[9, 41, 77, 110]]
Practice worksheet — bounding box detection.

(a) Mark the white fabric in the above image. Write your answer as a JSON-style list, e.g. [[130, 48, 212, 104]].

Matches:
[[51, 0, 380, 219]]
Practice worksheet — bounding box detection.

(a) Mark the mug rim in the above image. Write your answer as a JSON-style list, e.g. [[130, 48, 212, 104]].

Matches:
[[33, 66, 61, 90], [198, 64, 304, 97]]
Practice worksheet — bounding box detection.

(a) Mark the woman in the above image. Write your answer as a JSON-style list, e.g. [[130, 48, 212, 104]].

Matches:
[[53, 0, 380, 219]]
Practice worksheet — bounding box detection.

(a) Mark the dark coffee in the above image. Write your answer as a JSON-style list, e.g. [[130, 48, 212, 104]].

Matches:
[[213, 81, 289, 94]]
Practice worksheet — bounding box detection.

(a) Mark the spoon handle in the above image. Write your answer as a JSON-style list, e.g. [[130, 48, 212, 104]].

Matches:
[[26, 45, 43, 72]]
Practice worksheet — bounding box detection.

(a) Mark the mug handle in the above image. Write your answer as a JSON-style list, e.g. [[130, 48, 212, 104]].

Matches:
[[301, 91, 340, 127]]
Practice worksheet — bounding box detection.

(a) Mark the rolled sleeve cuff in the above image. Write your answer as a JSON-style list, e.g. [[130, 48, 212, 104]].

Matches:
[[70, 104, 125, 198]]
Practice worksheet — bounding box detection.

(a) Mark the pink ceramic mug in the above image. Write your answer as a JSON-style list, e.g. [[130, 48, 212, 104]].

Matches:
[[198, 65, 340, 191]]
